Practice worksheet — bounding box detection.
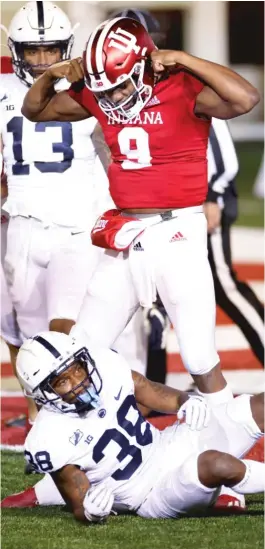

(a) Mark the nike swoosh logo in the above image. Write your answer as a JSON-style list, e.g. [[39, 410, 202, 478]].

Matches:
[[71, 231, 83, 235], [114, 386, 122, 401]]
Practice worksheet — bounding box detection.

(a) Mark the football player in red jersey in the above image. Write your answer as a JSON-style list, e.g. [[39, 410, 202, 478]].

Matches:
[[21, 18, 259, 409]]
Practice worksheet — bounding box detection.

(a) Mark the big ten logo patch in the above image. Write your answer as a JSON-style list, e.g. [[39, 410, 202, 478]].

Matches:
[[85, 434, 94, 445], [108, 28, 140, 55], [69, 429, 84, 446]]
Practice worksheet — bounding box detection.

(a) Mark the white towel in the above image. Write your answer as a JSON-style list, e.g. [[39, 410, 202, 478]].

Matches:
[[114, 219, 145, 250]]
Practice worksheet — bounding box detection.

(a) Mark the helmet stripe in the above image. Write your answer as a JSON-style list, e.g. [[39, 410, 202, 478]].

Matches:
[[95, 17, 121, 74], [33, 335, 61, 358], [89, 28, 103, 75], [86, 22, 106, 75], [36, 1, 45, 36], [95, 18, 124, 88]]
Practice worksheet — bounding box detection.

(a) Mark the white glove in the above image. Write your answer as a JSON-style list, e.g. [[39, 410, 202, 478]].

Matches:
[[83, 483, 114, 523], [178, 396, 210, 431]]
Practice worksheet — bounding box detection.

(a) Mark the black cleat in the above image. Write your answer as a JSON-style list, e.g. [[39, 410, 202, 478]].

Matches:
[[24, 462, 40, 475]]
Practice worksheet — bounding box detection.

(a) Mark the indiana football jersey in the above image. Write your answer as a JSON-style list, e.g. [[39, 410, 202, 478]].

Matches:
[[25, 348, 162, 511], [68, 71, 211, 209], [0, 73, 100, 229]]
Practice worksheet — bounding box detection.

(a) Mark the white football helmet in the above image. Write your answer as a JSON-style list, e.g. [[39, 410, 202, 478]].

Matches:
[[16, 331, 102, 415], [4, 1, 76, 86]]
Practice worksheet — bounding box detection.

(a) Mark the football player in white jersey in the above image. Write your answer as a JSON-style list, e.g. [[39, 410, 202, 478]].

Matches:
[[1, 56, 28, 419], [1, 331, 264, 519], [0, 2, 113, 427]]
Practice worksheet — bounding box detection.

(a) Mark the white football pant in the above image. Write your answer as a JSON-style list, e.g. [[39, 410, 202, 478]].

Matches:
[[4, 216, 101, 341], [73, 208, 219, 377]]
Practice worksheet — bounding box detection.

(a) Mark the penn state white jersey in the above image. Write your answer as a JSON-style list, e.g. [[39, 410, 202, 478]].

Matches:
[[25, 349, 162, 511], [0, 73, 100, 229], [207, 118, 239, 193]]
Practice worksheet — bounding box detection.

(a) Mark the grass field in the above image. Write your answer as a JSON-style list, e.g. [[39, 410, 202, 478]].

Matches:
[[1, 452, 264, 549]]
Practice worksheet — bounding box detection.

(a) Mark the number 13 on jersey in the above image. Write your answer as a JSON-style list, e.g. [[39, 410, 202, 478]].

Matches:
[[7, 117, 74, 175]]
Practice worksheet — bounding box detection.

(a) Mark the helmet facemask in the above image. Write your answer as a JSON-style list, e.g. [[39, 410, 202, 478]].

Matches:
[[7, 36, 74, 87], [91, 59, 152, 121], [29, 347, 102, 415]]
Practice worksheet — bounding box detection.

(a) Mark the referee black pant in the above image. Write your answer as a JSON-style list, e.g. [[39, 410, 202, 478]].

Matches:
[[208, 214, 264, 366]]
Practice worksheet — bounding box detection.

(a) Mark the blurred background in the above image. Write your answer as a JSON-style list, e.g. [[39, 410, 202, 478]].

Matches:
[[0, 2, 264, 412]]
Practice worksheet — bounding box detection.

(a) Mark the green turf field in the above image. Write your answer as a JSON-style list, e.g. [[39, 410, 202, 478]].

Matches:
[[1, 452, 264, 549], [235, 141, 264, 228]]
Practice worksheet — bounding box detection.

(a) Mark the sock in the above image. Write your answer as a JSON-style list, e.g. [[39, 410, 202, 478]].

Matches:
[[35, 475, 65, 506], [219, 485, 245, 506], [199, 384, 233, 406], [232, 460, 265, 494], [146, 349, 167, 384]]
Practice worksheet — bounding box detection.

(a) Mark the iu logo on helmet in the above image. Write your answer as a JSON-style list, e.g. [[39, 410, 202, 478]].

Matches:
[[108, 28, 141, 55]]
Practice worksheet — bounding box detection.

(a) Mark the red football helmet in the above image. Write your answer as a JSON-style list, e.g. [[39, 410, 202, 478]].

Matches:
[[83, 17, 156, 120]]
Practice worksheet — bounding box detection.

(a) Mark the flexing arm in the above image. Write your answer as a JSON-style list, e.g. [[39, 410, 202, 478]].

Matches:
[[132, 370, 189, 414], [21, 58, 90, 122], [151, 50, 260, 119]]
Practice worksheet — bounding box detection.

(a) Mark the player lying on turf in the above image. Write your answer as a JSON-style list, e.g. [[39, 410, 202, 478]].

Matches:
[[1, 331, 264, 521]]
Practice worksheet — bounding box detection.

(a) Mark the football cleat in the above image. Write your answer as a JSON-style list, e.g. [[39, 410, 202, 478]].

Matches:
[[214, 494, 246, 513], [24, 462, 41, 475], [1, 487, 38, 508]]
